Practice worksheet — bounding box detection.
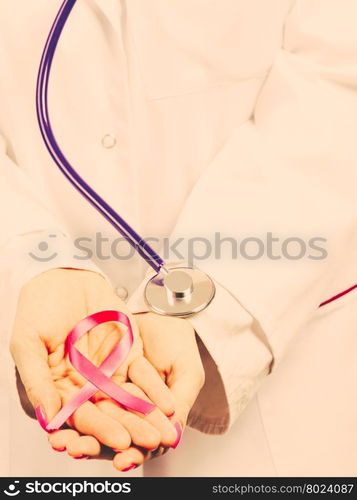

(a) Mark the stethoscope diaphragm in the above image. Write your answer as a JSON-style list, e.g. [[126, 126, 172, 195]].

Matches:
[[144, 265, 216, 317]]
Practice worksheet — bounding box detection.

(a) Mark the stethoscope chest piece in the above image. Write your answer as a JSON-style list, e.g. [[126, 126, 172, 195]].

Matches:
[[144, 266, 216, 317]]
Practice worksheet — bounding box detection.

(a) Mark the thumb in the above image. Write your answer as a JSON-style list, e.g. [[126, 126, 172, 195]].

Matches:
[[167, 361, 205, 444], [10, 332, 61, 429]]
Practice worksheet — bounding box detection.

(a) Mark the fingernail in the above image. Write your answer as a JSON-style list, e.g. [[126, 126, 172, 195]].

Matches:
[[53, 447, 65, 452], [167, 411, 175, 418], [171, 422, 183, 449], [122, 464, 137, 472], [35, 405, 51, 433], [73, 455, 89, 460]]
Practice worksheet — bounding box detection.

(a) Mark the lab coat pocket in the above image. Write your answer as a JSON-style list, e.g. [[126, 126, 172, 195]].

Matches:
[[126, 0, 291, 99]]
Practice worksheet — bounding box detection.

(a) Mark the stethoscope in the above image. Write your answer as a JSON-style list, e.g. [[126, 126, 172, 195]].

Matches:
[[36, 0, 215, 317], [37, 0, 357, 320]]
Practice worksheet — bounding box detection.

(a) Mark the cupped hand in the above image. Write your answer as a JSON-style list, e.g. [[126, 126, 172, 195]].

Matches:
[[111, 312, 205, 470], [10, 269, 178, 463]]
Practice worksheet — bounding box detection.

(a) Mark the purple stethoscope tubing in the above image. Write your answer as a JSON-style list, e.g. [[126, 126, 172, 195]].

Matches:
[[36, 0, 165, 274], [36, 0, 357, 310]]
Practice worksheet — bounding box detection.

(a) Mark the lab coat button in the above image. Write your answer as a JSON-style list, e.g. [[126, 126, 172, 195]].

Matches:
[[115, 286, 128, 301], [101, 133, 117, 149]]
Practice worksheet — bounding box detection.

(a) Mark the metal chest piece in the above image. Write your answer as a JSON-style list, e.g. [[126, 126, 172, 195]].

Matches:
[[144, 265, 216, 317]]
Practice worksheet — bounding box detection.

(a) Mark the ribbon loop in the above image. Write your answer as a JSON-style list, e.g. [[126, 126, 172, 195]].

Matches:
[[37, 310, 155, 432]]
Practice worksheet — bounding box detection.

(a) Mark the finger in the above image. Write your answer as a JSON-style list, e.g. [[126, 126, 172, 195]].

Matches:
[[48, 429, 79, 452], [113, 447, 146, 472], [66, 435, 101, 458], [119, 383, 178, 447], [10, 332, 61, 423], [48, 429, 101, 458], [128, 357, 175, 416], [69, 401, 131, 451], [114, 444, 170, 471], [96, 400, 161, 450]]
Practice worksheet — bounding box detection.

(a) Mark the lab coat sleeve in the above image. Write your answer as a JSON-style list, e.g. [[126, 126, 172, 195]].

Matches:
[[167, 0, 357, 433], [0, 134, 105, 340]]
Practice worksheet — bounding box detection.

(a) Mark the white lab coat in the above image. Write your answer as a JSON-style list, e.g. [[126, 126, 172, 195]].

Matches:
[[0, 0, 356, 476]]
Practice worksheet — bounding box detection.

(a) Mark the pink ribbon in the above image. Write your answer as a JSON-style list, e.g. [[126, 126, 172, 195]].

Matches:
[[36, 310, 155, 432]]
